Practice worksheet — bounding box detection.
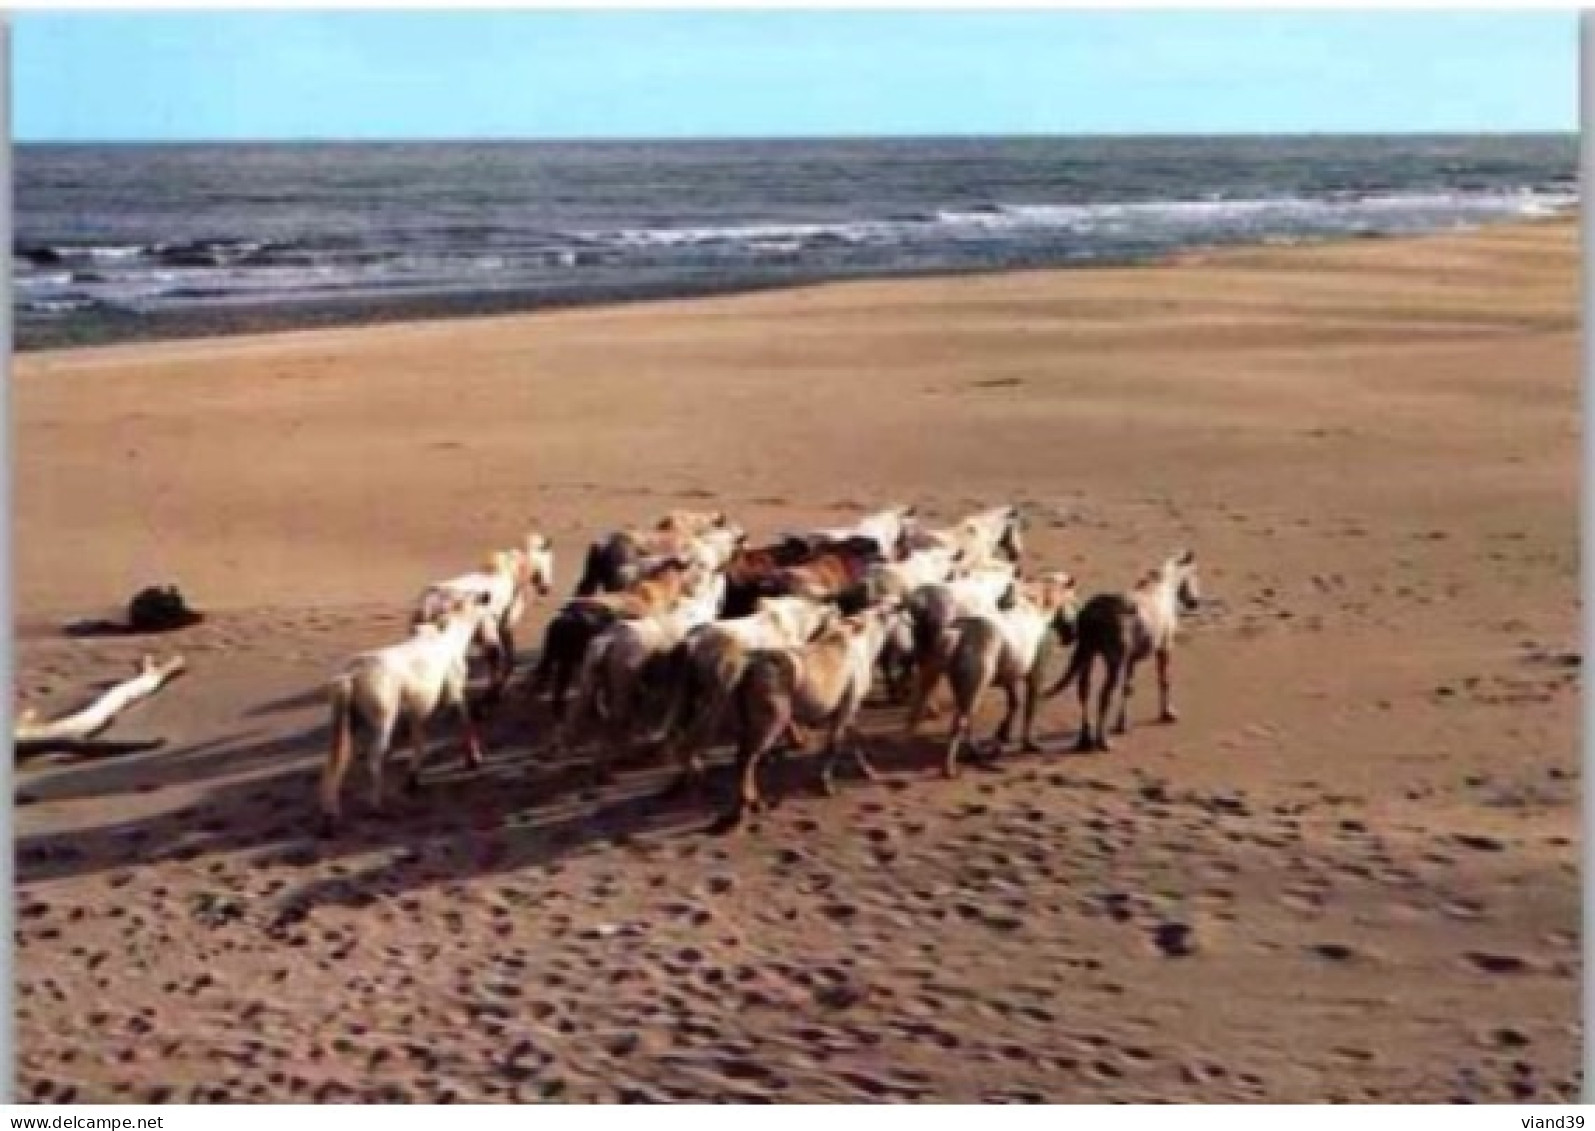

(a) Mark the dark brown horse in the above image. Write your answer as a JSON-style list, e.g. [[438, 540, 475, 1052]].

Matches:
[[533, 557, 700, 721], [766, 537, 886, 614], [574, 511, 731, 597], [719, 539, 820, 618]]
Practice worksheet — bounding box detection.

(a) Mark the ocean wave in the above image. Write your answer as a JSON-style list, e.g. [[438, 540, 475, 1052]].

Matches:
[[16, 243, 147, 266], [15, 185, 1576, 316], [578, 188, 1577, 255]]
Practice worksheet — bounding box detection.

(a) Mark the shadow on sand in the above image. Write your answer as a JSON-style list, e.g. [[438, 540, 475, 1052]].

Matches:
[[14, 646, 1069, 931]]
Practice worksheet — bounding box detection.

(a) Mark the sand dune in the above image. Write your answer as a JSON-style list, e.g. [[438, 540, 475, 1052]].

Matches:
[[13, 219, 1579, 1103]]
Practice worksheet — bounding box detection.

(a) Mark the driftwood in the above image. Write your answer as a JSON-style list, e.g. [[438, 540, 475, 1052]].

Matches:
[[15, 655, 187, 752]]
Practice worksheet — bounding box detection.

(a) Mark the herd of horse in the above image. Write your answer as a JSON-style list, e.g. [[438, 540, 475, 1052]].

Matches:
[[318, 504, 1201, 835]]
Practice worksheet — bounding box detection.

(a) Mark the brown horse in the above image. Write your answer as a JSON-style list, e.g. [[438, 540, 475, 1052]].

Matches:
[[717, 603, 905, 830], [575, 511, 739, 596], [767, 539, 885, 611], [1044, 550, 1201, 751], [719, 539, 820, 618]]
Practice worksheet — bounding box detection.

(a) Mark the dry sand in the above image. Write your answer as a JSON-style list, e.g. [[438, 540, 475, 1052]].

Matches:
[[13, 219, 1580, 1103]]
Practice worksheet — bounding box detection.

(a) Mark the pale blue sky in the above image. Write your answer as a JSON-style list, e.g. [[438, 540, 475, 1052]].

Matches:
[[14, 11, 1578, 142]]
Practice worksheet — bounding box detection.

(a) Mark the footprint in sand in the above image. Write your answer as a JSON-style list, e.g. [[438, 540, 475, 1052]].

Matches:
[[1466, 952, 1532, 975]]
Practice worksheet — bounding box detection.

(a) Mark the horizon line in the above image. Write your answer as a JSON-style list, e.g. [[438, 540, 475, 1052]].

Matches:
[[14, 127, 1581, 146]]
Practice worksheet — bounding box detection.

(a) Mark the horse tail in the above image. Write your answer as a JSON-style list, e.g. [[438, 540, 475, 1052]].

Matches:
[[679, 645, 743, 758], [574, 542, 606, 597], [909, 593, 944, 665], [1044, 639, 1089, 700], [947, 620, 999, 716], [320, 675, 358, 831], [531, 611, 568, 691], [562, 633, 608, 746], [653, 639, 702, 752], [587, 635, 616, 724]]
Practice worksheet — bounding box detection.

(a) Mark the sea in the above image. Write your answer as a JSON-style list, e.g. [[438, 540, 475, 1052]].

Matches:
[[14, 134, 1579, 346]]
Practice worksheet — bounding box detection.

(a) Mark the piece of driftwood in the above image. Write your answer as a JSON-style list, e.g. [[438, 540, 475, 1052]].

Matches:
[[15, 655, 187, 751]]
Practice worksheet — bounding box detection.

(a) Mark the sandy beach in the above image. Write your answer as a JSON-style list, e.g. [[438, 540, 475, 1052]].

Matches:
[[13, 219, 1580, 1102]]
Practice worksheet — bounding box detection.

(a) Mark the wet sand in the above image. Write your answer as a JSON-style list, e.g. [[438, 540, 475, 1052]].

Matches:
[[12, 218, 1580, 1102]]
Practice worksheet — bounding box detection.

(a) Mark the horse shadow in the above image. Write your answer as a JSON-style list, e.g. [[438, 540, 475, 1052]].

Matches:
[[14, 647, 1076, 924], [13, 663, 747, 902]]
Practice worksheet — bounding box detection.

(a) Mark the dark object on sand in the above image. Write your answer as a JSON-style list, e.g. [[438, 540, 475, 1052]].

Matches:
[[127, 586, 204, 632], [65, 585, 205, 638]]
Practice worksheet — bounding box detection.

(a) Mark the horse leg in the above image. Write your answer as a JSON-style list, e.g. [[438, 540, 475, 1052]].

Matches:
[[449, 675, 486, 770], [404, 711, 430, 796], [650, 657, 692, 756], [849, 723, 881, 782], [1156, 647, 1179, 723], [474, 620, 504, 708], [1074, 658, 1096, 752], [819, 718, 846, 797], [572, 666, 608, 784], [549, 654, 573, 723], [945, 688, 981, 779], [1020, 668, 1044, 753], [671, 691, 722, 788], [943, 712, 968, 779], [904, 660, 938, 736], [366, 714, 398, 816], [1115, 657, 1139, 735], [603, 671, 635, 775], [494, 623, 517, 700], [991, 681, 1019, 752], [725, 708, 782, 829], [892, 648, 919, 706], [1094, 660, 1121, 752]]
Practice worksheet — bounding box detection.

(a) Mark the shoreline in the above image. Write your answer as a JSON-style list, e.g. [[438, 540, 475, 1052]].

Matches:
[[15, 213, 1575, 354]]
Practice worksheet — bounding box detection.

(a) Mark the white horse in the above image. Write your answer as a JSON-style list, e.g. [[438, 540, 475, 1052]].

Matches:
[[903, 505, 1024, 569], [415, 532, 555, 697], [894, 559, 1021, 710], [865, 543, 962, 606], [321, 591, 497, 833], [913, 571, 1079, 776]]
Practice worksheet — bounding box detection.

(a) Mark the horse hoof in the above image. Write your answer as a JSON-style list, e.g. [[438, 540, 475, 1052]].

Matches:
[[1095, 737, 1114, 753], [403, 775, 422, 797], [707, 811, 744, 836], [1073, 735, 1095, 753], [1021, 740, 1042, 755], [318, 816, 340, 839], [1159, 709, 1180, 724]]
